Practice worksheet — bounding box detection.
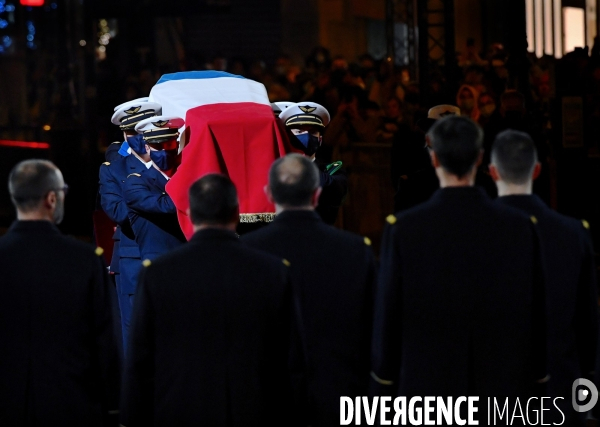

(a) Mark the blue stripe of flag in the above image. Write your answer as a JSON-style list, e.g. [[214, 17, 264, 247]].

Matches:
[[156, 71, 246, 85]]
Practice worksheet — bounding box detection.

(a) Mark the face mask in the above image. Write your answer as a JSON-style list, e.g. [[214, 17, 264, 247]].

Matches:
[[150, 150, 177, 170], [460, 99, 475, 111], [126, 134, 147, 155], [480, 104, 496, 117], [292, 132, 322, 156]]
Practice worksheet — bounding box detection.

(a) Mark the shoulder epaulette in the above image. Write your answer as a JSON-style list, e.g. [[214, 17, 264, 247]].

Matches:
[[95, 247, 104, 257], [325, 161, 343, 176], [530, 215, 538, 224], [102, 162, 110, 166], [364, 236, 372, 246], [386, 214, 397, 225], [127, 173, 141, 178], [582, 219, 590, 230]]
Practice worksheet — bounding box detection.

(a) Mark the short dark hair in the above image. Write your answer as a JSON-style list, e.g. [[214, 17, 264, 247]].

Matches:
[[491, 129, 538, 184], [188, 174, 239, 225], [8, 159, 61, 212], [428, 115, 483, 178], [269, 154, 320, 207]]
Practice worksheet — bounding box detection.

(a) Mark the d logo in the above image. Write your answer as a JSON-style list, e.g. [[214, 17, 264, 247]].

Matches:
[[572, 378, 598, 412]]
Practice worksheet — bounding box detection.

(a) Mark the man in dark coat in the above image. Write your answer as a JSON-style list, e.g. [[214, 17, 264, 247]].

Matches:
[[372, 116, 547, 423], [121, 174, 296, 427], [242, 153, 377, 427], [0, 160, 120, 426], [491, 129, 598, 426]]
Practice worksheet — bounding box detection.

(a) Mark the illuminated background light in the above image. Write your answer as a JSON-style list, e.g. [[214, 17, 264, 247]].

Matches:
[[19, 0, 44, 6]]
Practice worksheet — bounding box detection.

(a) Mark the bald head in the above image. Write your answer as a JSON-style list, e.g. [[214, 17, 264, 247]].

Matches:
[[269, 154, 320, 208], [8, 159, 65, 223], [9, 160, 62, 211]]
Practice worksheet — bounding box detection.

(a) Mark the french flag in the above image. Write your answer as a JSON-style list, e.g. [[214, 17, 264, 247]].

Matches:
[[149, 71, 295, 239]]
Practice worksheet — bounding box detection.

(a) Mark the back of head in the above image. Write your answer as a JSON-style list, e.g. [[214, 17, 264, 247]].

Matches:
[[491, 130, 537, 185], [428, 116, 483, 178], [269, 153, 320, 208], [189, 174, 239, 226], [9, 159, 60, 212]]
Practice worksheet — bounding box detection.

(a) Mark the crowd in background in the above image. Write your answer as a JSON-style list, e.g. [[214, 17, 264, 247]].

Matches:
[[106, 38, 600, 187]]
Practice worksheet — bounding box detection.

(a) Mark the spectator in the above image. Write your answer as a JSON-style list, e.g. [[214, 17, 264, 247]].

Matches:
[[478, 92, 498, 127], [456, 84, 480, 122], [377, 96, 407, 141]]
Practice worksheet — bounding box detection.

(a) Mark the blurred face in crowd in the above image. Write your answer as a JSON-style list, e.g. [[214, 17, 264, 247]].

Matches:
[[479, 94, 496, 118], [316, 72, 330, 89], [275, 56, 291, 76], [399, 69, 410, 86], [360, 57, 375, 71], [458, 88, 475, 112], [494, 65, 509, 80], [332, 57, 348, 71], [287, 65, 301, 83], [385, 98, 402, 120]]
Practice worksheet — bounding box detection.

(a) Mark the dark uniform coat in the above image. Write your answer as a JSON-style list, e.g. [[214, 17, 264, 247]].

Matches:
[[0, 221, 120, 427], [242, 210, 377, 427], [123, 165, 185, 261], [316, 160, 347, 225], [498, 194, 598, 425], [121, 228, 295, 427], [372, 187, 546, 421]]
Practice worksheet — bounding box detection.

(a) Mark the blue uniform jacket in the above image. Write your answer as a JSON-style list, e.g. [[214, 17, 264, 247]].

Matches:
[[124, 166, 185, 261], [99, 155, 146, 292]]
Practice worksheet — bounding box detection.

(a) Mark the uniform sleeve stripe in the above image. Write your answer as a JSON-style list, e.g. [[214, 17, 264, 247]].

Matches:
[[371, 371, 394, 385]]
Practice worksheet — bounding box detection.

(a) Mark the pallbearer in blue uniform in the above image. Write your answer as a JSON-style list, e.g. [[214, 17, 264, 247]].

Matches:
[[271, 101, 294, 117], [99, 97, 162, 351], [124, 115, 186, 263], [279, 102, 348, 225]]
